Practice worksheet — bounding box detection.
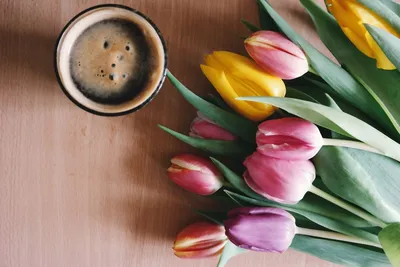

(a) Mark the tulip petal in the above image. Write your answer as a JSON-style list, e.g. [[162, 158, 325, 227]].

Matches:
[[211, 51, 286, 97], [173, 221, 227, 259], [200, 64, 272, 121], [244, 31, 308, 79], [190, 117, 237, 141], [168, 154, 223, 195], [171, 154, 221, 175], [243, 152, 316, 204], [174, 240, 226, 258], [342, 27, 374, 58], [365, 32, 396, 70], [256, 118, 323, 160], [224, 207, 296, 253]]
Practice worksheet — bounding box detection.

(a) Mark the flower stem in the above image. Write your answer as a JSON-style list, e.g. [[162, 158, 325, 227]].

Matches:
[[323, 138, 382, 154], [309, 185, 387, 228], [296, 227, 382, 248]]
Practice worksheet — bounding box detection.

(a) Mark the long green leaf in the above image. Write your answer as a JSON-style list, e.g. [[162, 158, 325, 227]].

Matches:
[[257, 0, 281, 32], [239, 96, 400, 162], [291, 235, 390, 267], [258, 0, 396, 138], [240, 19, 260, 32], [379, 0, 400, 17], [159, 125, 254, 158], [217, 241, 246, 267], [301, 0, 400, 139], [379, 223, 400, 266], [366, 25, 400, 72], [315, 147, 400, 223], [166, 71, 257, 143], [226, 190, 372, 228]]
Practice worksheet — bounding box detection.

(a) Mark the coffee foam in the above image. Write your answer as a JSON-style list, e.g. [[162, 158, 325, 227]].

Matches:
[[56, 6, 166, 114]]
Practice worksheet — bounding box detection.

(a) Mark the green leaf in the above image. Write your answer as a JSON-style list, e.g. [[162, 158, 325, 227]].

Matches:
[[211, 158, 262, 200], [257, 0, 281, 32], [166, 71, 257, 143], [195, 210, 225, 225], [379, 223, 400, 266], [301, 0, 400, 139], [291, 235, 390, 267], [366, 25, 400, 72], [379, 0, 400, 17], [217, 241, 246, 267], [315, 147, 400, 223], [158, 125, 254, 158], [239, 96, 400, 162], [205, 94, 233, 112], [226, 190, 372, 228], [356, 0, 400, 33], [258, 0, 396, 138], [240, 19, 260, 32], [286, 87, 319, 103]]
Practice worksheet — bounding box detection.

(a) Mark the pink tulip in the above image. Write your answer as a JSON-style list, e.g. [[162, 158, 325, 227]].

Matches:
[[189, 113, 237, 141], [245, 31, 308, 80], [224, 207, 296, 253], [243, 151, 315, 204], [256, 117, 323, 160], [173, 221, 227, 258], [167, 154, 224, 195]]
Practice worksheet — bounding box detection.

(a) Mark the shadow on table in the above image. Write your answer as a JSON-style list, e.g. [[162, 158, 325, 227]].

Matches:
[[0, 28, 58, 87]]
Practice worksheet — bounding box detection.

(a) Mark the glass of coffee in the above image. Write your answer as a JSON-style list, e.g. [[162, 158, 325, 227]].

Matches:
[[55, 4, 168, 116]]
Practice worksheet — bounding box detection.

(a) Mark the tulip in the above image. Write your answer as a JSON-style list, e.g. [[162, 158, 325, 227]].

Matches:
[[189, 112, 237, 141], [224, 207, 381, 253], [327, 0, 399, 70], [224, 207, 296, 252], [173, 221, 227, 258], [167, 154, 223, 195], [243, 151, 315, 204], [200, 51, 286, 122], [256, 117, 323, 160], [244, 31, 308, 79]]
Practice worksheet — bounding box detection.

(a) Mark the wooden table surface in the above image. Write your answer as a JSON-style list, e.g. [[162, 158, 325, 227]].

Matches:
[[0, 0, 339, 266]]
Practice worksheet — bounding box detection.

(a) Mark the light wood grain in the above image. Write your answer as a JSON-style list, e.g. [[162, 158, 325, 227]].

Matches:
[[0, 0, 339, 266]]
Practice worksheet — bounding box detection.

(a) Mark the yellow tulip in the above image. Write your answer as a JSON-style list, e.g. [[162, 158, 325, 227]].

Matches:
[[200, 51, 286, 122], [327, 0, 399, 70]]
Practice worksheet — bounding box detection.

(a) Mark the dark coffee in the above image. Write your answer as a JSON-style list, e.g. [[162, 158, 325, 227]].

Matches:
[[55, 5, 167, 115], [70, 19, 155, 105]]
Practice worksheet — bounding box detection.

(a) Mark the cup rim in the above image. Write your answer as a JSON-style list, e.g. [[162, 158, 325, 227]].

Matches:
[[54, 4, 168, 117]]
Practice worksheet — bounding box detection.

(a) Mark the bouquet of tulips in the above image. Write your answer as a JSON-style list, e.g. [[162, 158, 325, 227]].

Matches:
[[160, 0, 400, 266]]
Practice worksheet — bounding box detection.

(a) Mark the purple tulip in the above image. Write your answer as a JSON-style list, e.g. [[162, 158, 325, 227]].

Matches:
[[189, 113, 237, 141], [256, 117, 323, 160], [224, 207, 296, 253], [243, 151, 316, 204]]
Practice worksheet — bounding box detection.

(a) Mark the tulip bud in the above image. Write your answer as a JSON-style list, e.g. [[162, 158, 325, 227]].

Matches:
[[256, 117, 323, 160], [245, 31, 308, 80], [167, 154, 224, 196], [173, 221, 227, 258], [190, 113, 237, 141], [243, 152, 315, 204], [224, 207, 296, 253]]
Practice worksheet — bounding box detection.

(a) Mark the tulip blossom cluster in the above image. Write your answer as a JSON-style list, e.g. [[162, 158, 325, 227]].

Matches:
[[244, 118, 321, 204]]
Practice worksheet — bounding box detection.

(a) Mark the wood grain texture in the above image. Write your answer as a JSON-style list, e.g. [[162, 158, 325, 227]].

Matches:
[[0, 0, 338, 266]]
